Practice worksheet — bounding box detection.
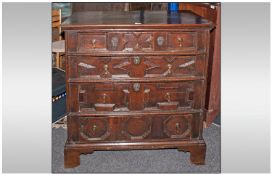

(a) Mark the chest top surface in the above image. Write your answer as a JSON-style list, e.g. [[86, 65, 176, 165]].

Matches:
[[62, 10, 213, 30]]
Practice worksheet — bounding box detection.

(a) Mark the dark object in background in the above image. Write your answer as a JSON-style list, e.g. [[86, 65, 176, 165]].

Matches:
[[71, 3, 167, 12], [52, 68, 66, 123], [168, 2, 179, 11], [72, 3, 126, 12]]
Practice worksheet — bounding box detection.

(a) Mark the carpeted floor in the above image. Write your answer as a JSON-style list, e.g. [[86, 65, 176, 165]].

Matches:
[[52, 124, 220, 173]]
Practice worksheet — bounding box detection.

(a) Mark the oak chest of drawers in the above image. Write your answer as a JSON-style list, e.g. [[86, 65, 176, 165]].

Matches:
[[62, 10, 213, 168]]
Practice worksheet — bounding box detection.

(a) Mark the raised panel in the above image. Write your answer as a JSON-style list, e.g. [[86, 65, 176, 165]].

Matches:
[[144, 56, 198, 77], [167, 32, 197, 51], [107, 33, 125, 51], [79, 117, 110, 141], [78, 83, 129, 112], [144, 82, 195, 110], [77, 33, 107, 52], [123, 32, 153, 52], [163, 115, 192, 139], [121, 117, 152, 140]]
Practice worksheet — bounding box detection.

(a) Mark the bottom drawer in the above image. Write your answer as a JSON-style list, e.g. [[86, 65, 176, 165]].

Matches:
[[67, 113, 203, 143]]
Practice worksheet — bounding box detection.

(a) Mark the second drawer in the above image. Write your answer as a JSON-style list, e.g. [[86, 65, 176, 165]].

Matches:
[[67, 55, 206, 79]]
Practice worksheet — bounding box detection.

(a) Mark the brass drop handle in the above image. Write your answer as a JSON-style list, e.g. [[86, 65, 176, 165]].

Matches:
[[175, 123, 180, 133], [103, 64, 109, 75], [92, 124, 97, 132], [103, 93, 107, 103], [133, 83, 141, 92], [165, 92, 171, 102], [91, 39, 96, 49], [167, 64, 172, 74], [177, 37, 183, 47], [134, 56, 141, 65]]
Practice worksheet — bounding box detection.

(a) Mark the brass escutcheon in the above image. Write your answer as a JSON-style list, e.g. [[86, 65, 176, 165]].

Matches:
[[157, 36, 164, 46], [134, 56, 141, 65], [133, 83, 141, 92]]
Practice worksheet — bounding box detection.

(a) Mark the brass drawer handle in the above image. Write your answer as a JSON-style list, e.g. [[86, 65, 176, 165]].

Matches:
[[92, 124, 97, 132], [175, 123, 180, 133], [133, 83, 141, 92], [177, 37, 183, 47], [165, 92, 171, 102], [134, 56, 141, 65], [103, 64, 110, 75], [100, 64, 112, 78], [91, 39, 96, 49]]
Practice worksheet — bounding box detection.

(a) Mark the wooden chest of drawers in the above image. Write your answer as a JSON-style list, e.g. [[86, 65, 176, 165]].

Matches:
[[62, 10, 213, 168]]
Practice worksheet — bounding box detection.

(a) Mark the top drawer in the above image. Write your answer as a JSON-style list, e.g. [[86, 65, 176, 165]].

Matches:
[[66, 31, 208, 54]]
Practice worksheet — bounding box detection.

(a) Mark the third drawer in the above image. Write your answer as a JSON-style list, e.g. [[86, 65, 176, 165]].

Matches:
[[68, 80, 205, 112]]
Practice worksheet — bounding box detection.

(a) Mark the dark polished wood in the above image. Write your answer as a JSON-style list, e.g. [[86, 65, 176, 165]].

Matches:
[[63, 10, 213, 168], [62, 11, 213, 30]]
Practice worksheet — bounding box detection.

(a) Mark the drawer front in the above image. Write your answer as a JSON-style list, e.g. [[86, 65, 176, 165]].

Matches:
[[77, 33, 107, 52], [67, 113, 201, 143], [66, 31, 206, 53], [154, 32, 197, 52], [68, 81, 204, 112], [68, 55, 206, 79]]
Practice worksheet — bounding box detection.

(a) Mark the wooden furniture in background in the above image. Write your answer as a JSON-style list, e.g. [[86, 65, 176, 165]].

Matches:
[[71, 3, 168, 12], [179, 3, 221, 127], [52, 9, 65, 70], [72, 3, 126, 12], [52, 9, 62, 41], [62, 10, 214, 168]]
